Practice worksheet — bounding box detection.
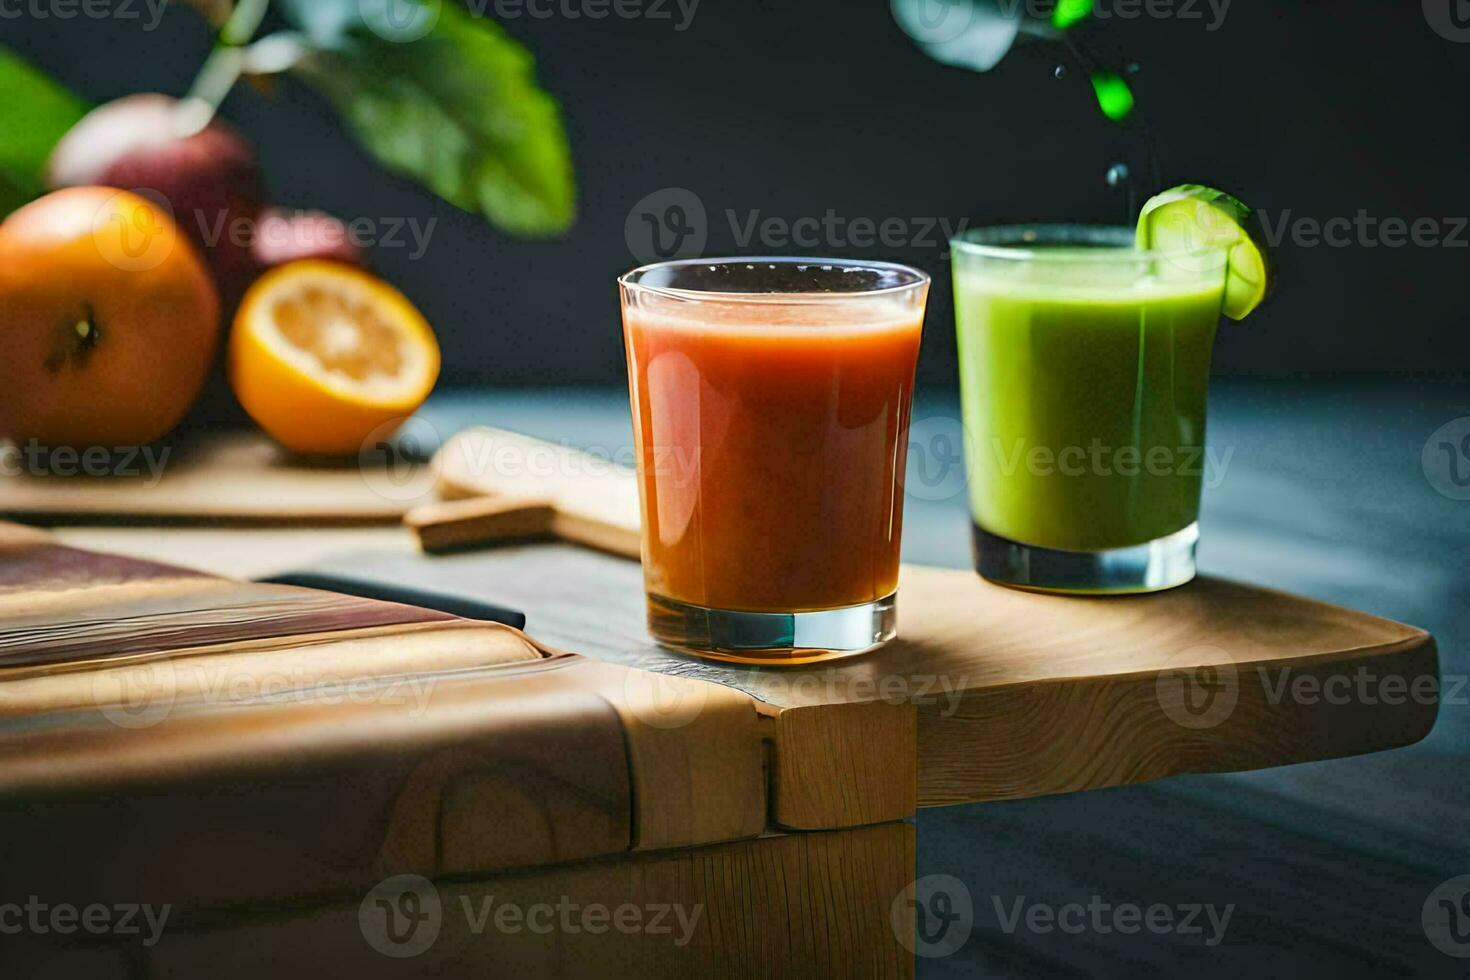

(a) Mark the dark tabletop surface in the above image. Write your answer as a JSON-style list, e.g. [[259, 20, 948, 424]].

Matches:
[[396, 378, 1469, 977]]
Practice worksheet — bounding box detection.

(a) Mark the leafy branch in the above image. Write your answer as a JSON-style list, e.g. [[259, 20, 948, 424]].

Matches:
[[0, 48, 88, 215], [4, 0, 576, 236]]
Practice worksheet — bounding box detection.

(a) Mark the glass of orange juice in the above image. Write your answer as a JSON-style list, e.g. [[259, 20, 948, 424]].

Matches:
[[619, 258, 929, 664]]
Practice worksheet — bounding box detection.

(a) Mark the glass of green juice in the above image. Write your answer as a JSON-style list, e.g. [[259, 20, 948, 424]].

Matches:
[[950, 225, 1228, 594]]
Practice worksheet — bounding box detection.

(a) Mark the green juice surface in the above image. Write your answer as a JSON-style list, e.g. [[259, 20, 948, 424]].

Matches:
[[955, 266, 1223, 552]]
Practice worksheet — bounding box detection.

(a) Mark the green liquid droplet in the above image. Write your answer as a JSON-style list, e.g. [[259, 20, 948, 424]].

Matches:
[[1090, 70, 1135, 123], [1052, 0, 1091, 30]]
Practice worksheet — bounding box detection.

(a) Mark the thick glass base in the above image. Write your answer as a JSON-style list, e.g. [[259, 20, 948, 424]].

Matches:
[[646, 591, 897, 665], [972, 522, 1198, 595]]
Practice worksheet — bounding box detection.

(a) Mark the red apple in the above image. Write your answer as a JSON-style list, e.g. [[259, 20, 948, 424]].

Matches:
[[46, 93, 265, 304], [251, 207, 367, 269]]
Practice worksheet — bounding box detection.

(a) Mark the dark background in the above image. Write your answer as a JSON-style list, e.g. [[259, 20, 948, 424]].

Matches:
[[10, 0, 1466, 387], [8, 8, 1470, 976]]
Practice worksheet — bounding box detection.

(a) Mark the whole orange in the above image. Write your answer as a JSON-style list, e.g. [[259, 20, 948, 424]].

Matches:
[[0, 187, 220, 447]]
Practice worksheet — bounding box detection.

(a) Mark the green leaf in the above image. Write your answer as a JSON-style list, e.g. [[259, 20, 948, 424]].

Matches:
[[0, 46, 89, 216], [1051, 0, 1091, 30], [277, 0, 576, 237]]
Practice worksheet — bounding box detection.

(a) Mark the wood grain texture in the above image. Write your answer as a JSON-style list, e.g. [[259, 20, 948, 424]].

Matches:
[[434, 427, 641, 557], [896, 567, 1441, 804], [411, 427, 1441, 808], [13, 410, 1444, 863], [0, 652, 770, 909], [140, 822, 915, 979], [316, 543, 1438, 812], [405, 495, 555, 552], [0, 619, 540, 721], [912, 640, 1440, 805], [34, 498, 1442, 824], [0, 525, 772, 912], [769, 700, 916, 830], [558, 658, 768, 851], [0, 657, 635, 912], [2, 525, 863, 843], [0, 533, 457, 672], [19, 382, 1455, 976], [0, 432, 433, 523]]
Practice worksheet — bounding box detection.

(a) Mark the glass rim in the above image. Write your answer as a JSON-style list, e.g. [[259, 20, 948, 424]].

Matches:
[[618, 256, 931, 304], [950, 224, 1226, 263]]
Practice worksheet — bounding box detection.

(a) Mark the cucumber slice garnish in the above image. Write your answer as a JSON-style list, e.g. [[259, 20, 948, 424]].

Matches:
[[1136, 184, 1273, 320]]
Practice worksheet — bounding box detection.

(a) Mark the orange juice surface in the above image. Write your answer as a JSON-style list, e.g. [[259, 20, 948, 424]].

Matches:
[[623, 295, 924, 612]]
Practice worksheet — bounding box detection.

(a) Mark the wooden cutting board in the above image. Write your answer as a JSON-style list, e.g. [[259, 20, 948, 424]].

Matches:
[[11, 421, 1440, 824], [0, 522, 771, 913], [0, 525, 910, 974], [405, 426, 1441, 816], [421, 426, 641, 555], [0, 432, 435, 523], [305, 540, 1440, 822], [0, 422, 1446, 975], [0, 511, 1440, 974]]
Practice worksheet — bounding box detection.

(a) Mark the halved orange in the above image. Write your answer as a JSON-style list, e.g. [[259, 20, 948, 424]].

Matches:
[[229, 260, 440, 456]]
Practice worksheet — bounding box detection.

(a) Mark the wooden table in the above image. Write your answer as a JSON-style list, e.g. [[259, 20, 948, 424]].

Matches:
[[1, 381, 1454, 976]]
